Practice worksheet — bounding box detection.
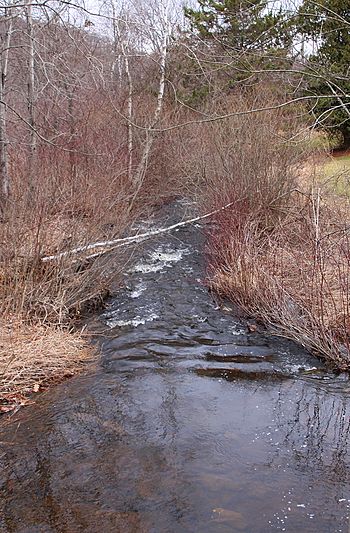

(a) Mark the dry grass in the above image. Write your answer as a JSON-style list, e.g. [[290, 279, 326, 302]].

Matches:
[[0, 319, 93, 411], [179, 87, 350, 369], [208, 174, 350, 369]]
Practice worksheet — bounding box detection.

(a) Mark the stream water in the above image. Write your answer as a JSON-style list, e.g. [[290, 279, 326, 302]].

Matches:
[[1, 203, 350, 532]]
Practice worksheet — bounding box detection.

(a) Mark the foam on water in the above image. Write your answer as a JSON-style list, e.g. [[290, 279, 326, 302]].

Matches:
[[130, 282, 147, 299], [106, 312, 159, 329], [130, 246, 189, 274], [130, 263, 165, 274]]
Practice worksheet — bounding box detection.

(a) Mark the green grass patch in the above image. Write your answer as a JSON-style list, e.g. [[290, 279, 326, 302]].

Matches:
[[323, 154, 350, 176], [318, 154, 350, 196]]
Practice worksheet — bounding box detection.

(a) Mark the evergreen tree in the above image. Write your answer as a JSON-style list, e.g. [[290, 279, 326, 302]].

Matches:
[[185, 0, 291, 51], [297, 0, 350, 148]]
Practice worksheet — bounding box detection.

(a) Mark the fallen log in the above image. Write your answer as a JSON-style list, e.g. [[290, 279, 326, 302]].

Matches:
[[42, 202, 233, 263]]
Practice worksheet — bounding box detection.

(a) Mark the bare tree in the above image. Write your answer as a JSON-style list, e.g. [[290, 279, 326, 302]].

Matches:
[[111, 2, 134, 182], [26, 0, 36, 195], [0, 4, 14, 210], [129, 0, 172, 195]]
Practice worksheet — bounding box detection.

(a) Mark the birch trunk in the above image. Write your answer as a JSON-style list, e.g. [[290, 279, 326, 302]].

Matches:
[[26, 2, 36, 195], [42, 201, 234, 262], [113, 8, 134, 183], [0, 8, 13, 211], [123, 44, 133, 182], [133, 0, 169, 190]]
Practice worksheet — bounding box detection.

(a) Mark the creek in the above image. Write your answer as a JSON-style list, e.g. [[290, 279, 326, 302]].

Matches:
[[1, 202, 350, 532]]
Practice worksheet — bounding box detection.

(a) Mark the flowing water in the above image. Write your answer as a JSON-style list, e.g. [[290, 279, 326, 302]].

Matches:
[[1, 203, 350, 532]]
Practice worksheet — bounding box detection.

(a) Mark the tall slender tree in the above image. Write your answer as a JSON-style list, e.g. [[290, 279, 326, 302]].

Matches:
[[26, 1, 36, 195], [0, 6, 13, 211]]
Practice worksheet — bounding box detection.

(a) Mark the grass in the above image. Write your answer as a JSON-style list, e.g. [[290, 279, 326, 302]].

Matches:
[[323, 154, 350, 176], [0, 320, 93, 412], [317, 154, 350, 196]]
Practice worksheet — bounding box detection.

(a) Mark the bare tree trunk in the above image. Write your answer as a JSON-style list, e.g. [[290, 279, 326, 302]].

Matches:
[[111, 4, 122, 89], [0, 8, 13, 212], [26, 2, 36, 196], [133, 0, 169, 190], [123, 43, 133, 182], [66, 86, 76, 180], [112, 6, 134, 183]]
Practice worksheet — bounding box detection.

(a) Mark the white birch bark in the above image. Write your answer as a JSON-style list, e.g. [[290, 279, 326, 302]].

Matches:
[[133, 0, 170, 190], [0, 7, 13, 208], [42, 201, 234, 262], [124, 45, 133, 182], [26, 1, 36, 194], [111, 2, 134, 182]]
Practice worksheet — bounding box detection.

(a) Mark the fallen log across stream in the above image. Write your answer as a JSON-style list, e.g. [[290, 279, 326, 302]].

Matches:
[[41, 202, 234, 263]]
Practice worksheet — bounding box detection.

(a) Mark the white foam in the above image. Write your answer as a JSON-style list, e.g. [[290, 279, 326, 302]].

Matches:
[[130, 246, 189, 274], [286, 364, 318, 374], [131, 263, 164, 274], [231, 328, 246, 336], [130, 283, 147, 298], [229, 325, 246, 336], [149, 249, 187, 263], [107, 313, 158, 328]]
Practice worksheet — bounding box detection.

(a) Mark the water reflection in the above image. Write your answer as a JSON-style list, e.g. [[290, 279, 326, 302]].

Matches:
[[1, 370, 350, 532]]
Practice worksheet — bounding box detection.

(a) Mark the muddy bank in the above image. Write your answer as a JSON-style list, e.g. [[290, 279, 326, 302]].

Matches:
[[1, 202, 350, 532]]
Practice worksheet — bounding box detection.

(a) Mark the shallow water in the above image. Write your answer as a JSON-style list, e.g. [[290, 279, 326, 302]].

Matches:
[[1, 205, 350, 532]]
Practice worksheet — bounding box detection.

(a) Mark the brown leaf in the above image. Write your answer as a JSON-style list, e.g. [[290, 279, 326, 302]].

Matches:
[[33, 383, 40, 393]]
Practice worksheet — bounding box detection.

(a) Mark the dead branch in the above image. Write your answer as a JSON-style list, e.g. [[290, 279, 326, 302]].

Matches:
[[41, 201, 234, 262]]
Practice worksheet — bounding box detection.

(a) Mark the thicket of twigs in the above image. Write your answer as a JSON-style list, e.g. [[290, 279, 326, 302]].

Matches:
[[0, 7, 182, 405], [189, 94, 350, 369]]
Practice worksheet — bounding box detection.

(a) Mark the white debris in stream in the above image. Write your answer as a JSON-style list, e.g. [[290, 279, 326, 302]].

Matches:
[[130, 247, 189, 274], [106, 313, 159, 329]]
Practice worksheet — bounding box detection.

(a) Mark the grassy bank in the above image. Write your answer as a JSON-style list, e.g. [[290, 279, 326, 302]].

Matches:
[[321, 153, 350, 196]]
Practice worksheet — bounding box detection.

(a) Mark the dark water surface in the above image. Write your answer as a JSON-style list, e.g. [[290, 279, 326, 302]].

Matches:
[[1, 204, 350, 532]]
